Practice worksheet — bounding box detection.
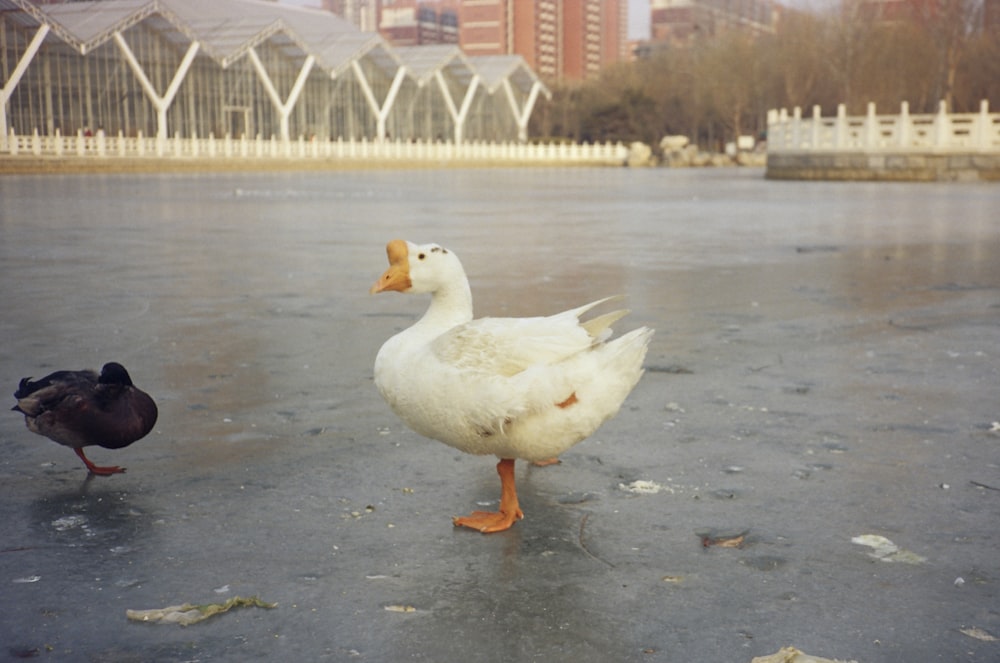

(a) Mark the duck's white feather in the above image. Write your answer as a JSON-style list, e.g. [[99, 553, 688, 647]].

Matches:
[[431, 296, 618, 376], [372, 241, 651, 462]]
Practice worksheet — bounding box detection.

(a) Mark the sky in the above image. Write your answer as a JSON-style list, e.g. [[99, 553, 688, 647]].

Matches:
[[630, 0, 652, 40], [278, 0, 654, 40]]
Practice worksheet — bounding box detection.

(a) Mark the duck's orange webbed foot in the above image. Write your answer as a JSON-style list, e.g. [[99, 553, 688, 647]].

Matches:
[[531, 457, 561, 467], [75, 448, 126, 476], [453, 508, 523, 533], [88, 464, 126, 476], [453, 458, 523, 533]]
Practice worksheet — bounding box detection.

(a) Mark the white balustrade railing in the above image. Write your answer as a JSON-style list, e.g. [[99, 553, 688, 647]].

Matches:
[[1, 128, 629, 165], [767, 100, 1000, 153]]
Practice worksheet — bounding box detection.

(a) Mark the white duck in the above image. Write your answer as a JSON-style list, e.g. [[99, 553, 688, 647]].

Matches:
[[370, 240, 652, 533]]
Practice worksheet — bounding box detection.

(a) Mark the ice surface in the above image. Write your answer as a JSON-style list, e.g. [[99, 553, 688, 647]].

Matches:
[[1, 168, 998, 661]]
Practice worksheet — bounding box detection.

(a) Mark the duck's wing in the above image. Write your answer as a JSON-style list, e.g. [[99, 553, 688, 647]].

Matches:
[[12, 370, 98, 417], [430, 296, 628, 377]]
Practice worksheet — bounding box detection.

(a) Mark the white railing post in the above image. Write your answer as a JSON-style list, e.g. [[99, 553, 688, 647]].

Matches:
[[865, 102, 877, 149], [810, 105, 821, 149], [934, 100, 949, 148], [835, 104, 847, 149], [766, 109, 778, 150], [778, 108, 789, 149], [976, 99, 989, 150], [791, 107, 802, 149], [898, 101, 910, 148], [54, 128, 63, 156]]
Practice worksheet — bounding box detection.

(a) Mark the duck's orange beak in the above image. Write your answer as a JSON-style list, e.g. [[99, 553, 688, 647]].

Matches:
[[370, 239, 411, 294], [370, 264, 410, 294]]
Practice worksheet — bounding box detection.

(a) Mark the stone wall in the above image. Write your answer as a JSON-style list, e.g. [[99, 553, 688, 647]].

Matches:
[[766, 152, 1000, 182]]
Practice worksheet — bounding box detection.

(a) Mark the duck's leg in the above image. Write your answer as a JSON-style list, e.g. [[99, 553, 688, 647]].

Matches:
[[74, 448, 125, 476], [453, 458, 523, 533]]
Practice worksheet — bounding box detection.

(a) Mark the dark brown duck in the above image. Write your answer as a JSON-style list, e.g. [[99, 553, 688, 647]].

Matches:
[[12, 362, 157, 475]]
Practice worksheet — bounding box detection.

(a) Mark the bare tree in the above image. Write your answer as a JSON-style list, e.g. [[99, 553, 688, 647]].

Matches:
[[956, 26, 1000, 107], [696, 31, 762, 143], [767, 10, 837, 111], [911, 0, 985, 110]]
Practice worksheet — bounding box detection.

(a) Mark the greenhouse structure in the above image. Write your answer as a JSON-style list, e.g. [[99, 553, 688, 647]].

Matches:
[[0, 0, 550, 151]]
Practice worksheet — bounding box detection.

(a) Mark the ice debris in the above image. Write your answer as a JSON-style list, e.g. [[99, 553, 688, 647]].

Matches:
[[851, 534, 926, 564], [13, 576, 41, 584], [384, 604, 417, 613], [618, 479, 665, 495], [751, 646, 858, 663], [960, 627, 998, 642], [126, 595, 276, 626]]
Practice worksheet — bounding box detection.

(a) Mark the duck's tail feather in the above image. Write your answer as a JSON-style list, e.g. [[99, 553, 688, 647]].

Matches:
[[607, 326, 654, 375], [566, 294, 625, 319], [582, 308, 630, 340], [565, 295, 632, 341]]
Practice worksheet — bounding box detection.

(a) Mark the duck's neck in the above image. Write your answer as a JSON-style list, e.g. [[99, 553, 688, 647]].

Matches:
[[417, 277, 473, 331]]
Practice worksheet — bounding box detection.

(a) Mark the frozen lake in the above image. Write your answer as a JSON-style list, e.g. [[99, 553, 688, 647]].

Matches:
[[1, 167, 998, 661]]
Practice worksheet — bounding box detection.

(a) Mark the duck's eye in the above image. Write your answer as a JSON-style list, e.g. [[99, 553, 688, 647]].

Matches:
[[418, 253, 426, 260]]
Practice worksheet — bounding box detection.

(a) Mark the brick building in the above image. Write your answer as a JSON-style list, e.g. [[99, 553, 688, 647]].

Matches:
[[321, 0, 626, 82], [456, 0, 626, 82]]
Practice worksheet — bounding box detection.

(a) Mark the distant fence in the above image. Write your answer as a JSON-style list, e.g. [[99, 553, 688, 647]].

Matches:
[[1, 129, 629, 166], [767, 100, 1000, 153], [766, 100, 1000, 181]]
